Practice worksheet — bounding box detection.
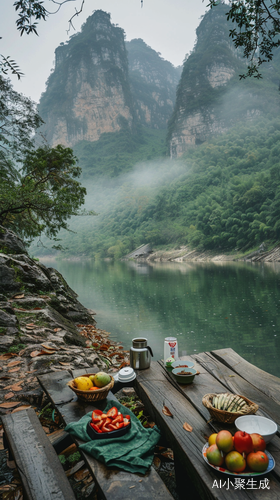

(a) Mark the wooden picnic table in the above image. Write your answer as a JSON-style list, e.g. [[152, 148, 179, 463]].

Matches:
[[134, 348, 280, 500], [37, 348, 280, 500]]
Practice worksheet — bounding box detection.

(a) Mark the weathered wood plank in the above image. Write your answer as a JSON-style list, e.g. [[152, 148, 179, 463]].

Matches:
[[37, 370, 74, 405], [211, 348, 280, 405], [135, 361, 280, 500], [39, 371, 174, 500], [2, 408, 75, 500]]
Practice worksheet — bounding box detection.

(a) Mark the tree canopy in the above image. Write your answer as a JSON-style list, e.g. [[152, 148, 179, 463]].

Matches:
[[0, 75, 89, 247], [209, 0, 280, 78]]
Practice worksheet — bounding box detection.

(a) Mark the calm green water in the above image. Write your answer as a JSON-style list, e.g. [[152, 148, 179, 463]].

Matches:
[[42, 259, 280, 378]]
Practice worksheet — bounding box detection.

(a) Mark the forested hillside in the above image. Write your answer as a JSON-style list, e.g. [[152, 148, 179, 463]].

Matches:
[[33, 113, 280, 258]]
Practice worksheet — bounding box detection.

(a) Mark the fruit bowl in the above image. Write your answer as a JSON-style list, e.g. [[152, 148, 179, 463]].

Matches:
[[202, 443, 275, 477], [235, 415, 277, 443], [67, 374, 114, 403], [202, 393, 258, 424]]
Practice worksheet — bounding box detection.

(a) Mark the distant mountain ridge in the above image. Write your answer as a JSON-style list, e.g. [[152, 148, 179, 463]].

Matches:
[[167, 3, 280, 157], [38, 11, 181, 148], [126, 38, 181, 129]]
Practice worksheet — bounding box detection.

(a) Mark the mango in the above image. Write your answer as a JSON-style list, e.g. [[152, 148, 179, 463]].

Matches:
[[74, 376, 93, 391], [93, 371, 111, 388]]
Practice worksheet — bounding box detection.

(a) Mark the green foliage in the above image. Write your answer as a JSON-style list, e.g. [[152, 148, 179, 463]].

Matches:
[[8, 344, 26, 353], [74, 126, 166, 178], [210, 0, 280, 78], [0, 76, 91, 246], [0, 143, 88, 243]]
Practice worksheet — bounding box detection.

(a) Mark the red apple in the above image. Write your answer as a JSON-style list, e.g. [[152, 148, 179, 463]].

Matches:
[[216, 430, 234, 453], [250, 433, 266, 452], [234, 430, 253, 455], [206, 444, 224, 466], [247, 451, 269, 472]]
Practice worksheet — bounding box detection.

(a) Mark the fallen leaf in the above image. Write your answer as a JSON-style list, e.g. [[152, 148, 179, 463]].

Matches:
[[33, 307, 42, 310], [9, 384, 22, 392], [8, 367, 21, 373], [162, 405, 173, 417], [153, 456, 161, 469], [99, 345, 109, 351], [30, 351, 42, 358], [53, 328, 62, 332], [41, 349, 56, 355], [59, 362, 70, 366], [0, 353, 16, 360], [13, 294, 24, 299], [26, 326, 36, 330], [118, 361, 129, 369], [74, 468, 90, 482], [26, 323, 36, 327], [229, 375, 235, 377], [161, 449, 174, 460], [12, 405, 31, 413], [5, 392, 15, 400], [7, 360, 21, 367], [41, 344, 56, 350], [0, 402, 20, 408], [183, 422, 193, 432]]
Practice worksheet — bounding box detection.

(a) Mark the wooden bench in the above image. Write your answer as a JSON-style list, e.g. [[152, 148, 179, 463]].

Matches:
[[2, 407, 76, 500], [37, 368, 175, 500]]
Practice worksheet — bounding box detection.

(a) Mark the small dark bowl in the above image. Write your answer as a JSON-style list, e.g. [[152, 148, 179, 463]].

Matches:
[[86, 421, 131, 440], [172, 367, 197, 384]]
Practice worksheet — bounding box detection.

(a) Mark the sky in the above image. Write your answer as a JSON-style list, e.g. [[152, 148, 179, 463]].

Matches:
[[2, 0, 208, 103]]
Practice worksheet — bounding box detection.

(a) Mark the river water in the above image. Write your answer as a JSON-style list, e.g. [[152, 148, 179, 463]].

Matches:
[[42, 259, 280, 378]]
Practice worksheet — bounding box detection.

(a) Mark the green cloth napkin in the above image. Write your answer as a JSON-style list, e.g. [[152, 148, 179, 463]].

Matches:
[[64, 400, 161, 474]]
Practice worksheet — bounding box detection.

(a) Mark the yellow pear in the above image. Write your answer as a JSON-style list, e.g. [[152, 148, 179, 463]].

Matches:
[[74, 376, 93, 391]]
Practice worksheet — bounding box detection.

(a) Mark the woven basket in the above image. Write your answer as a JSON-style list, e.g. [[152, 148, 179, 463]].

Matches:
[[202, 393, 259, 424], [67, 374, 114, 403]]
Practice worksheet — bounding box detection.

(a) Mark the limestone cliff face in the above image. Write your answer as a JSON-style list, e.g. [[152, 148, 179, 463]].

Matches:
[[167, 4, 263, 157], [38, 11, 135, 147], [126, 39, 181, 129]]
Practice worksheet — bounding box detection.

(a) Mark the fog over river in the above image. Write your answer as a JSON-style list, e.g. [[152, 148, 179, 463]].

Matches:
[[42, 259, 280, 378]]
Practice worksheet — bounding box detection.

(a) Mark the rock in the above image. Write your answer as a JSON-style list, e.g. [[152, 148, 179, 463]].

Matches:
[[0, 336, 15, 350], [0, 309, 18, 327], [0, 226, 27, 255]]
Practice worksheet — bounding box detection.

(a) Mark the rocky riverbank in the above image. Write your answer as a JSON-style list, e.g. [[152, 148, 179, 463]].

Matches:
[[126, 243, 280, 263], [0, 226, 129, 413]]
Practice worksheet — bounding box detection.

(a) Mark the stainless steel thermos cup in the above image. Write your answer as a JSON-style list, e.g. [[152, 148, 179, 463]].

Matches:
[[130, 337, 153, 370]]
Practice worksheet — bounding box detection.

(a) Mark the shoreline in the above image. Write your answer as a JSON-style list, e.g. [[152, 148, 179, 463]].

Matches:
[[38, 243, 280, 264]]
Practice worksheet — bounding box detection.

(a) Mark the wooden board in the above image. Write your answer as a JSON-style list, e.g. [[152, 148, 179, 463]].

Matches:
[[38, 371, 175, 500], [135, 361, 280, 500], [2, 408, 75, 500], [211, 348, 280, 405], [37, 370, 74, 405]]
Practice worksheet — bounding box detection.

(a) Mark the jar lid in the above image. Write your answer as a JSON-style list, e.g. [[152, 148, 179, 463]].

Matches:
[[116, 367, 136, 383]]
